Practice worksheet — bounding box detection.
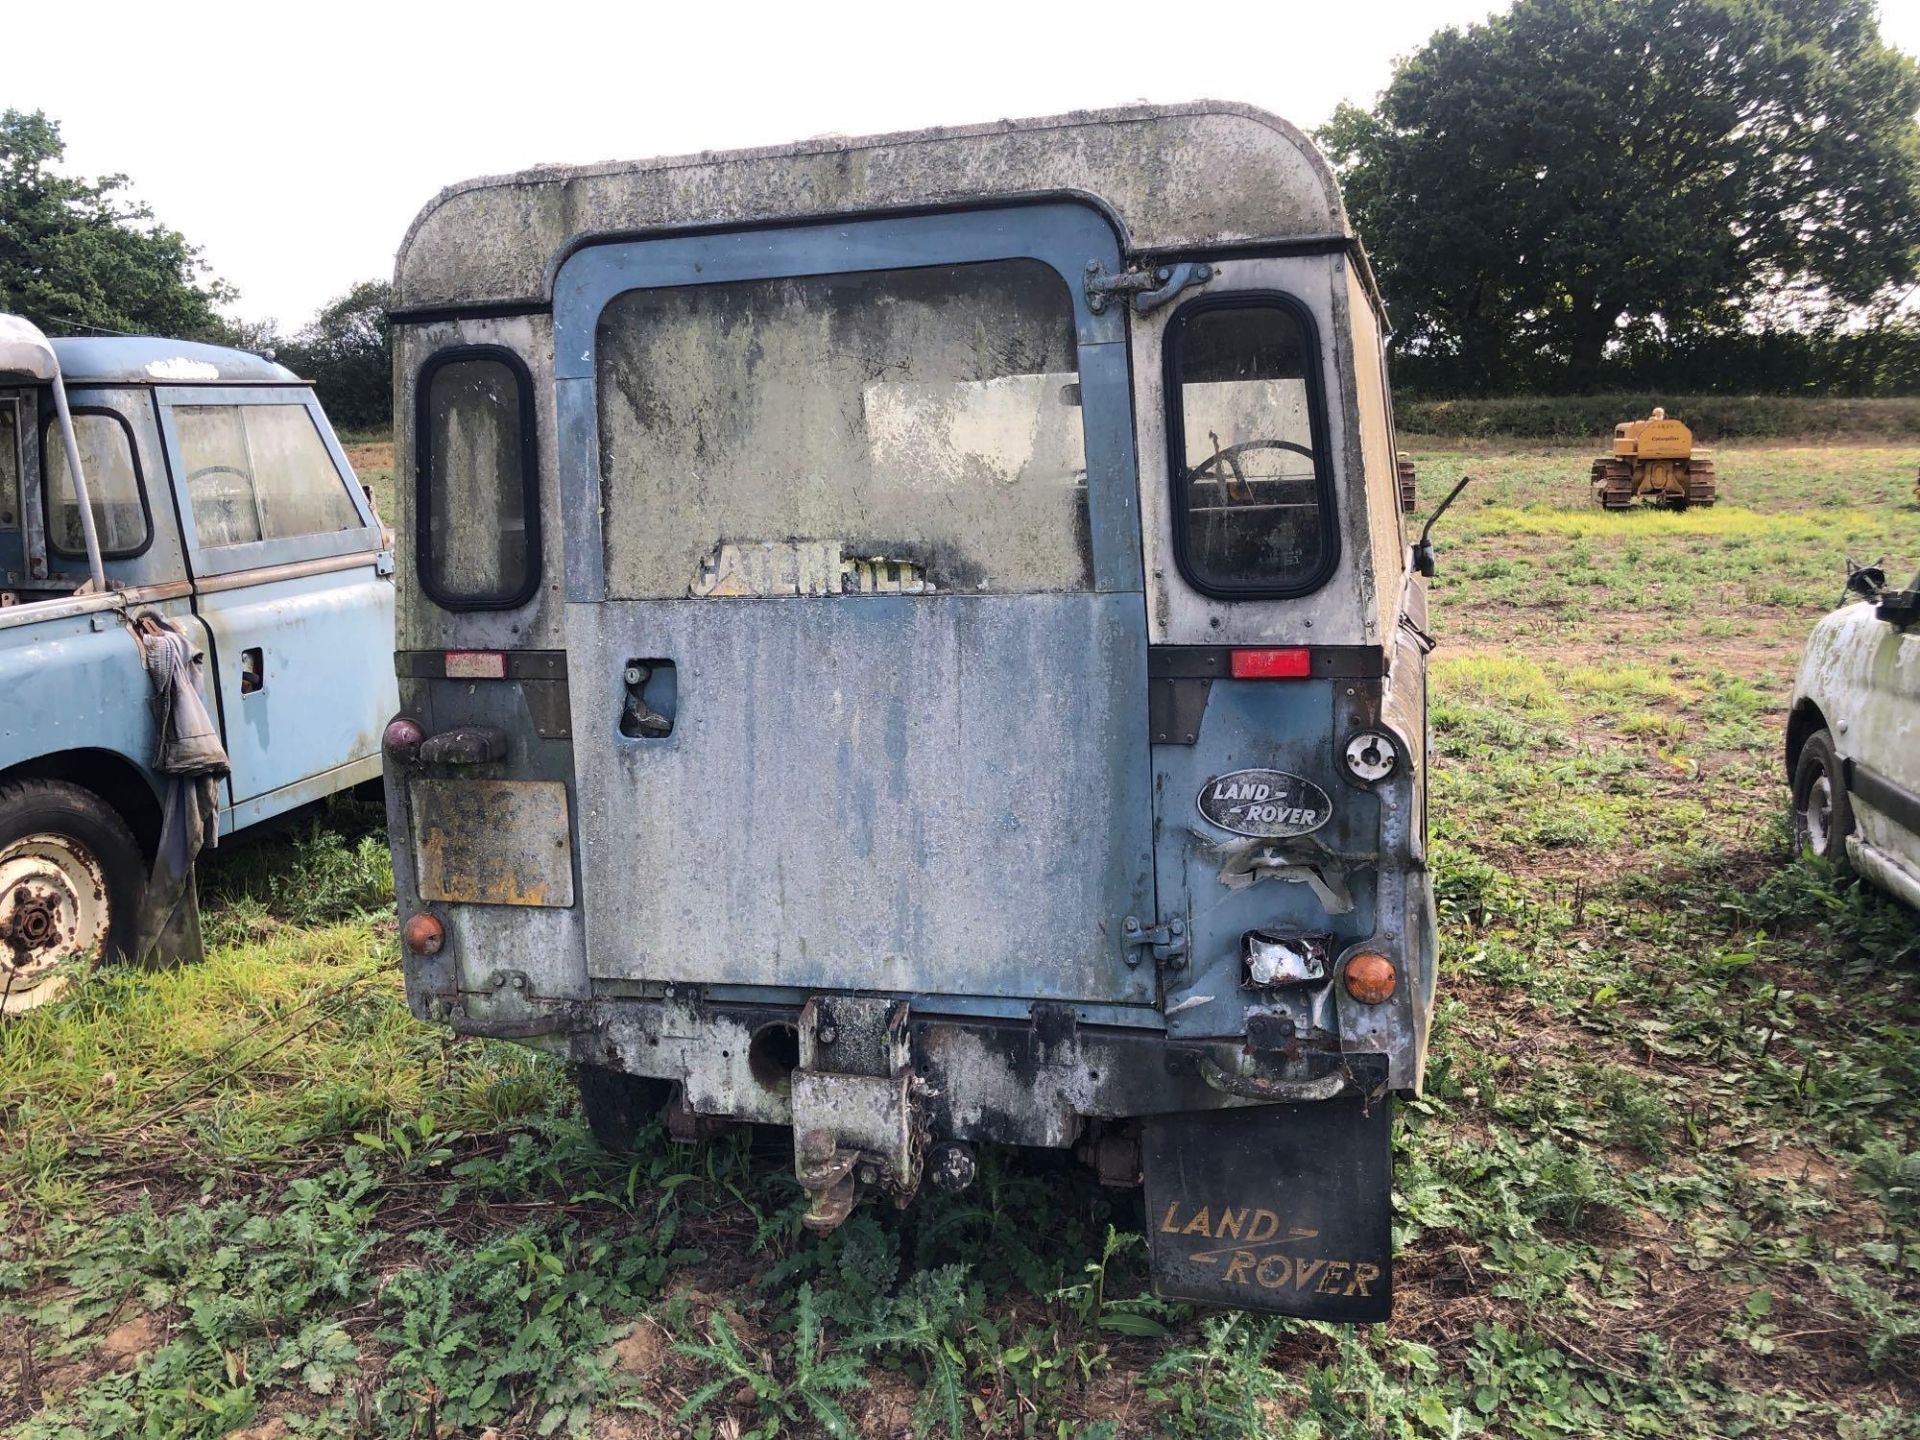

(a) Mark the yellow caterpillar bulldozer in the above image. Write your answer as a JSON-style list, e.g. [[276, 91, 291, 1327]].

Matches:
[[1589, 408, 1716, 509]]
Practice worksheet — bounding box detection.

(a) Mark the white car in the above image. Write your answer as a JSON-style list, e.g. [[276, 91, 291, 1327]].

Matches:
[[1787, 561, 1920, 909]]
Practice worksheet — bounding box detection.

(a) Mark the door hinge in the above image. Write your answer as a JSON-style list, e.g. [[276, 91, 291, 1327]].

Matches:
[[1083, 260, 1214, 316], [1124, 914, 1188, 968]]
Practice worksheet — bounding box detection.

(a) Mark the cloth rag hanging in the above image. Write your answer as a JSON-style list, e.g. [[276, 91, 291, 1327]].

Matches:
[[132, 614, 230, 964]]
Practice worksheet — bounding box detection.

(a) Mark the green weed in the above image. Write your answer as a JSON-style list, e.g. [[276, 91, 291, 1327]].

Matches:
[[3, 437, 1916, 1436]]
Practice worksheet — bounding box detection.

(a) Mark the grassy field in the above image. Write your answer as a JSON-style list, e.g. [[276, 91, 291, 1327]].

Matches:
[[0, 440, 1915, 1439], [1397, 395, 1920, 443]]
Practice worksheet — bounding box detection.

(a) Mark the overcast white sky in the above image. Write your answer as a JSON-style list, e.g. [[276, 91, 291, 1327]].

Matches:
[[18, 0, 1920, 331]]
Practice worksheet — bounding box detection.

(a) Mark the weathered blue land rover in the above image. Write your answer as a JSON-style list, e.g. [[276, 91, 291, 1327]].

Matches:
[[383, 103, 1438, 1317], [0, 317, 396, 1008]]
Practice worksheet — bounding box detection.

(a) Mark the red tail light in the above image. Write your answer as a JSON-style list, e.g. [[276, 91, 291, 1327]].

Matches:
[[403, 913, 445, 956], [1230, 647, 1313, 680], [383, 715, 424, 759]]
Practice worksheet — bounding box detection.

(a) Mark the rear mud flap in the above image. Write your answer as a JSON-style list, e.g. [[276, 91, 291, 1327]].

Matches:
[[1142, 1095, 1392, 1320]]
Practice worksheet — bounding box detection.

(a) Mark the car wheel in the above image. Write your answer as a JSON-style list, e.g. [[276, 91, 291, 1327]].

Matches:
[[0, 780, 146, 1014], [1792, 729, 1855, 874], [575, 1063, 672, 1153]]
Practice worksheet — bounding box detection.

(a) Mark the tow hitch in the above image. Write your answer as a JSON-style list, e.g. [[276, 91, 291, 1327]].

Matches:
[[791, 997, 928, 1231]]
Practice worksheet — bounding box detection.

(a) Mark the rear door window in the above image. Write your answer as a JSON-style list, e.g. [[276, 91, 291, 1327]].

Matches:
[[594, 258, 1090, 599], [0, 399, 18, 528], [175, 402, 362, 548], [43, 409, 151, 557], [1166, 298, 1335, 597], [418, 350, 537, 609]]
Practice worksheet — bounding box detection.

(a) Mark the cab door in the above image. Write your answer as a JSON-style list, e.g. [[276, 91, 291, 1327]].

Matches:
[[156, 388, 395, 829], [1847, 610, 1920, 879], [554, 204, 1158, 1011]]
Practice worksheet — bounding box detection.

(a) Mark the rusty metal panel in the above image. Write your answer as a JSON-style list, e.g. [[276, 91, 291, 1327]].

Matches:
[[411, 778, 574, 907], [791, 1072, 913, 1164], [570, 592, 1155, 1005]]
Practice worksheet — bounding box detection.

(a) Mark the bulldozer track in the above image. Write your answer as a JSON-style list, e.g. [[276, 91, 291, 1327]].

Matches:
[[1592, 457, 1635, 509], [1684, 458, 1717, 508]]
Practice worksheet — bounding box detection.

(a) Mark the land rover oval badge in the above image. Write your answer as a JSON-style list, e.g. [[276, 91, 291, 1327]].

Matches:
[[1197, 768, 1332, 838]]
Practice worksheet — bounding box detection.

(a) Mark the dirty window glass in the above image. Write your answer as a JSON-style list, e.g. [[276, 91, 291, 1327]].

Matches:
[[0, 400, 18, 528], [175, 402, 361, 549], [595, 259, 1090, 599], [1170, 302, 1331, 595], [422, 355, 532, 607], [44, 411, 148, 556]]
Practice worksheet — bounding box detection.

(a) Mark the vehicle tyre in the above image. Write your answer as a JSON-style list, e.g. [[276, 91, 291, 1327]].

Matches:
[[0, 780, 145, 1014], [1792, 729, 1855, 875], [575, 1063, 672, 1153]]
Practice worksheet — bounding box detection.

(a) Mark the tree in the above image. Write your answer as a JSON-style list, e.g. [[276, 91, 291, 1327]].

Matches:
[[0, 109, 233, 338], [1320, 0, 1920, 392], [278, 280, 393, 430]]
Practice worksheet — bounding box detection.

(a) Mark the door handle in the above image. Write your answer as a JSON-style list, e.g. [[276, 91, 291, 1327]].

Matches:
[[620, 660, 676, 738], [415, 725, 509, 766], [240, 647, 264, 694]]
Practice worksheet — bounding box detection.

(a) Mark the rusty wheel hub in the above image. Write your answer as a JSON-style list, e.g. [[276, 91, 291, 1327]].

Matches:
[[8, 886, 59, 945], [0, 833, 111, 1013]]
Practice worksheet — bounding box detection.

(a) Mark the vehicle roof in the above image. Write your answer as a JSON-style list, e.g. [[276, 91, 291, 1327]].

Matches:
[[395, 101, 1354, 313], [51, 336, 300, 386]]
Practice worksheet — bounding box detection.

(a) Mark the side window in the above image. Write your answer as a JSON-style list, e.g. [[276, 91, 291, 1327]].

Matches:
[[1166, 297, 1336, 598], [418, 349, 537, 609], [43, 409, 151, 558], [175, 402, 363, 549], [0, 399, 18, 528]]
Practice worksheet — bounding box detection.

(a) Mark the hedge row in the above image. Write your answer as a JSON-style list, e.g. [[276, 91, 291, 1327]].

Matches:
[[1397, 394, 1920, 442]]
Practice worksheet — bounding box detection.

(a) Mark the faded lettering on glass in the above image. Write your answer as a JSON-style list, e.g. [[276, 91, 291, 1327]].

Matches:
[[594, 259, 1092, 600]]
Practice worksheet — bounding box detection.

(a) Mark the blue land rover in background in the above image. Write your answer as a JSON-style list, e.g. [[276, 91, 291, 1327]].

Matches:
[[0, 316, 396, 1009]]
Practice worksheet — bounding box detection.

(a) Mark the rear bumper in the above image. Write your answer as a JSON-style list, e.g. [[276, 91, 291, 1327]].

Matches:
[[416, 965, 1409, 1151]]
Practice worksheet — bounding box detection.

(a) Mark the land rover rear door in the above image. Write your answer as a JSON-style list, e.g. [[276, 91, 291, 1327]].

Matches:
[[555, 204, 1157, 1011]]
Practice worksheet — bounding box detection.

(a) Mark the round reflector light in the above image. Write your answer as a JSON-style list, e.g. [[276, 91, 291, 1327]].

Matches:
[[403, 913, 445, 956], [383, 715, 424, 760], [1343, 951, 1397, 1004]]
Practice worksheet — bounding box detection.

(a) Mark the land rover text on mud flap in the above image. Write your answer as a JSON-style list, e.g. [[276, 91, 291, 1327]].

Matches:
[[383, 103, 1439, 1319]]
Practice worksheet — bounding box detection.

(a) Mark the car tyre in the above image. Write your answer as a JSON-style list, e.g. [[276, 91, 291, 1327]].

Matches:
[[575, 1063, 671, 1153], [0, 779, 146, 1013], [1792, 729, 1855, 875]]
